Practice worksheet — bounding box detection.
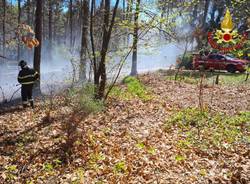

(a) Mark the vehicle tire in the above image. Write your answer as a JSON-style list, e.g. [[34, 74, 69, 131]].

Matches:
[[226, 65, 236, 73]]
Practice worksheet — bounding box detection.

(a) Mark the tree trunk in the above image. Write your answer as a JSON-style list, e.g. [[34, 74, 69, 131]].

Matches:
[[100, 0, 104, 9], [2, 0, 6, 62], [17, 0, 21, 61], [64, 16, 68, 45], [126, 0, 133, 45], [42, 1, 46, 42], [90, 0, 98, 86], [53, 9, 57, 42], [97, 0, 111, 99], [69, 0, 73, 48], [25, 0, 32, 62], [122, 0, 126, 45], [79, 0, 89, 81], [191, 4, 198, 27], [96, 0, 120, 99], [33, 0, 43, 93], [93, 0, 96, 13], [210, 3, 217, 28], [123, 0, 125, 20], [202, 0, 210, 29], [130, 0, 140, 76], [78, 0, 83, 39], [32, 0, 36, 26], [53, 3, 60, 42], [27, 0, 31, 25], [48, 0, 53, 59]]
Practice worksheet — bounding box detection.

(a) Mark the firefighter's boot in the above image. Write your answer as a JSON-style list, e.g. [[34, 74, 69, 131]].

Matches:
[[29, 100, 34, 109], [23, 102, 28, 108]]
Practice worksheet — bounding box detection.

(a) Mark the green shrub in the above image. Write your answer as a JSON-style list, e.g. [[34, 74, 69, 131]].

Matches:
[[109, 86, 133, 100], [123, 76, 136, 84], [67, 84, 104, 114], [122, 76, 153, 101], [78, 84, 104, 113], [110, 76, 153, 101]]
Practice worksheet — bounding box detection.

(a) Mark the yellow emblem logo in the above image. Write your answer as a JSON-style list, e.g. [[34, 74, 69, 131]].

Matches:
[[208, 8, 248, 52]]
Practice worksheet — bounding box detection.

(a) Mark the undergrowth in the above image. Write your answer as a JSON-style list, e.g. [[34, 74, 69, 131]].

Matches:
[[58, 84, 105, 162], [164, 70, 249, 86], [67, 83, 104, 113], [110, 76, 153, 101], [165, 108, 250, 151]]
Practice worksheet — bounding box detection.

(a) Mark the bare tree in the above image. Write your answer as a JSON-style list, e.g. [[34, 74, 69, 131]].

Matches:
[[130, 0, 140, 76], [2, 0, 6, 61], [27, 0, 31, 25], [33, 0, 43, 93], [48, 0, 53, 57], [69, 0, 73, 48], [79, 0, 89, 81], [17, 0, 21, 61], [202, 0, 210, 28], [126, 0, 133, 45], [89, 0, 120, 99]]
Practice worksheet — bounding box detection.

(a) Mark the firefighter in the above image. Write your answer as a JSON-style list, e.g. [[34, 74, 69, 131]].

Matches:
[[17, 60, 39, 108]]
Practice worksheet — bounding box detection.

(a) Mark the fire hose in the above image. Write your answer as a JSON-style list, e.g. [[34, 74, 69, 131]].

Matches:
[[9, 85, 21, 103]]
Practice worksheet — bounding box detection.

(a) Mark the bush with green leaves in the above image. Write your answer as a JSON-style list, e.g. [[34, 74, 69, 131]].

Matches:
[[67, 84, 104, 114], [79, 84, 104, 113], [110, 76, 153, 101], [122, 76, 153, 101], [109, 86, 133, 100]]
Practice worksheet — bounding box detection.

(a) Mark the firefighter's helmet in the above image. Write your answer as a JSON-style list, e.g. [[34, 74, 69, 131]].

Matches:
[[18, 60, 27, 68]]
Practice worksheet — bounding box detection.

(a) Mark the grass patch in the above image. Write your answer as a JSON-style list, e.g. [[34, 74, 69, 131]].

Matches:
[[165, 108, 250, 150], [164, 70, 249, 86], [109, 86, 133, 100], [110, 76, 153, 101], [210, 73, 248, 85]]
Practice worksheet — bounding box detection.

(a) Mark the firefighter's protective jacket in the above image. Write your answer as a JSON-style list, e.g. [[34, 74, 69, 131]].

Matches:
[[18, 67, 39, 85]]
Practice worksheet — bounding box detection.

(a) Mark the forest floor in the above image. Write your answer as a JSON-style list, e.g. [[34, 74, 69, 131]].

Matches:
[[0, 70, 249, 184]]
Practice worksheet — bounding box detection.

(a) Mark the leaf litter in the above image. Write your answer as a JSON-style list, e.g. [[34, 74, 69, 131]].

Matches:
[[0, 71, 249, 183]]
